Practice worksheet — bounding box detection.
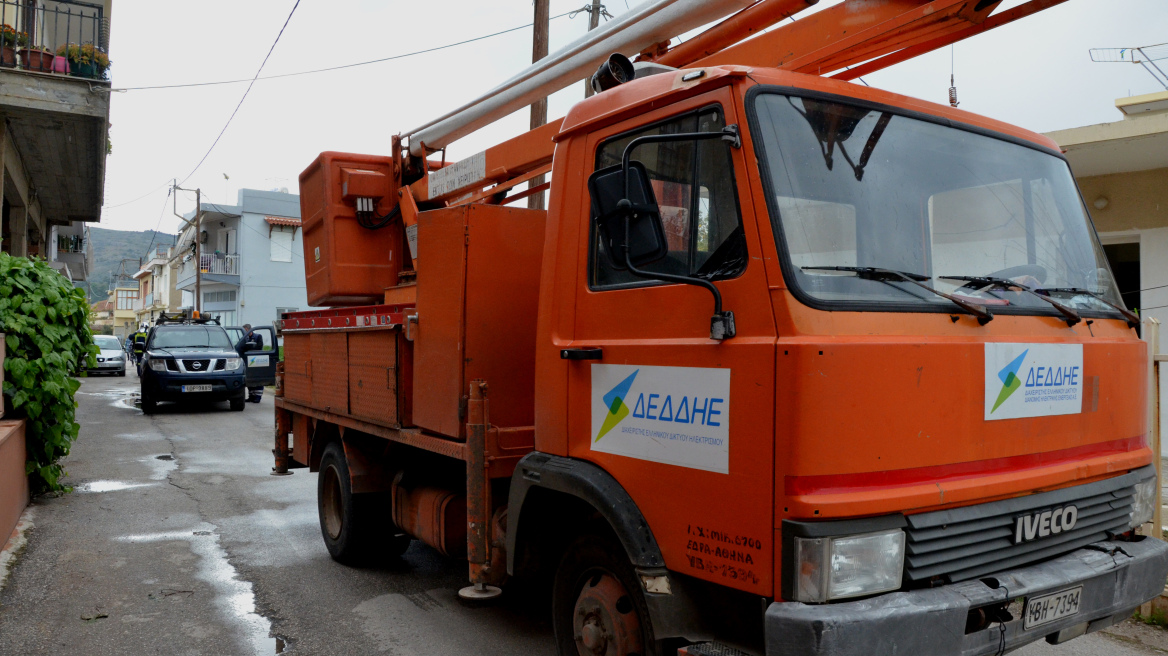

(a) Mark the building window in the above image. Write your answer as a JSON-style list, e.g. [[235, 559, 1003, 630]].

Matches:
[[270, 226, 294, 263], [115, 289, 138, 310], [204, 290, 238, 303]]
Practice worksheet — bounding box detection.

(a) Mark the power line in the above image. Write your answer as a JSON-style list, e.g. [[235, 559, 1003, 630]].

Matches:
[[138, 186, 174, 265], [111, 9, 581, 93], [102, 8, 580, 213], [177, 0, 302, 188]]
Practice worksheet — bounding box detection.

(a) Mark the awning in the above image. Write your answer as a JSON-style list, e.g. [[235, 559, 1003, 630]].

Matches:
[[265, 216, 301, 227]]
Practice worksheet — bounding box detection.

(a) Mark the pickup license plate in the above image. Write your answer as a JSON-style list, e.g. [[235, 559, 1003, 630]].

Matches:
[[182, 384, 213, 393], [1023, 586, 1082, 630]]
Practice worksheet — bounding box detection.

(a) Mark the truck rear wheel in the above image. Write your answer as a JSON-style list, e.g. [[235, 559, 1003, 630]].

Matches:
[[317, 441, 409, 564], [553, 533, 659, 656]]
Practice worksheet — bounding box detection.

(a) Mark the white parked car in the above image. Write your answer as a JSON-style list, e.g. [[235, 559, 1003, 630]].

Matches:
[[89, 335, 127, 376]]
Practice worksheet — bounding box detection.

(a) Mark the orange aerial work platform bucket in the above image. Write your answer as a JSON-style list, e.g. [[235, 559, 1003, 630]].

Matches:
[[299, 152, 403, 306]]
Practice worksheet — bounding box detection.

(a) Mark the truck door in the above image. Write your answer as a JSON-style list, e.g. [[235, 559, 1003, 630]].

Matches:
[[565, 93, 777, 597], [243, 325, 278, 387]]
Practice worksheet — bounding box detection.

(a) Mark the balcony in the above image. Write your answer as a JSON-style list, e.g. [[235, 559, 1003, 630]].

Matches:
[[54, 222, 91, 281], [201, 253, 239, 275], [0, 0, 111, 226], [176, 253, 240, 289], [142, 292, 154, 308]]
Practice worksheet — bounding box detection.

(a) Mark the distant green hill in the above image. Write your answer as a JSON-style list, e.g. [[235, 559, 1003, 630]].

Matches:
[[87, 227, 176, 302]]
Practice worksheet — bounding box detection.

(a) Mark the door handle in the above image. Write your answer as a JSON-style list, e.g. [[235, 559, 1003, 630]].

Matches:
[[560, 347, 603, 361]]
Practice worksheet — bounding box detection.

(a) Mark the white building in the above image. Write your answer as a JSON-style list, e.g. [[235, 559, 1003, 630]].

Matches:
[[174, 189, 307, 327], [1046, 90, 1168, 324]]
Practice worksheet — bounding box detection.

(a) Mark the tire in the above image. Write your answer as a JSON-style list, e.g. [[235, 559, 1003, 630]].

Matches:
[[230, 397, 246, 411], [118, 369, 126, 377], [141, 397, 157, 415], [317, 442, 403, 564], [553, 533, 660, 656]]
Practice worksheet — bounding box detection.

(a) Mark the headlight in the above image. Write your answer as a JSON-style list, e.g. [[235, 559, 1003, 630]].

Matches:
[[1131, 475, 1157, 529], [148, 359, 167, 372], [111, 354, 124, 361], [792, 529, 905, 602], [225, 358, 242, 371]]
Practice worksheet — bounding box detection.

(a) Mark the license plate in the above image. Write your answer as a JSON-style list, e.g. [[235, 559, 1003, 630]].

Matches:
[[1023, 586, 1082, 630], [182, 384, 213, 393]]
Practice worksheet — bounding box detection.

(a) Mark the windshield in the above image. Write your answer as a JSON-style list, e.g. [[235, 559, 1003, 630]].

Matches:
[[149, 326, 233, 350], [751, 92, 1124, 318], [94, 336, 122, 350]]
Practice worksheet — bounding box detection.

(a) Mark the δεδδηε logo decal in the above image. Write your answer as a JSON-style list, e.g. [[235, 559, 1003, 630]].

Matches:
[[596, 369, 639, 442], [991, 349, 1028, 413]]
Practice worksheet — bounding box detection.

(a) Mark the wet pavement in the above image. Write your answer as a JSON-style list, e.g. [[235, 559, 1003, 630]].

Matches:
[[0, 372, 1163, 654]]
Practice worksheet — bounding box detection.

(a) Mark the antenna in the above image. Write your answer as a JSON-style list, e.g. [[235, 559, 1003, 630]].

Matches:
[[1090, 42, 1168, 90]]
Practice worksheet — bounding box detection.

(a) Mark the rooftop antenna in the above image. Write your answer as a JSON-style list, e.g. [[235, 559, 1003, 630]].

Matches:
[[948, 45, 959, 107], [1089, 42, 1168, 90]]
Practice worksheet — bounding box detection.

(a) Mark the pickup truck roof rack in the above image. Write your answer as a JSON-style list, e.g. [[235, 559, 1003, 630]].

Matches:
[[155, 311, 221, 326]]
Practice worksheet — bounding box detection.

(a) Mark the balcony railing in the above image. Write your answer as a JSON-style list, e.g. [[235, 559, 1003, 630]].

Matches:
[[0, 0, 108, 79], [57, 232, 85, 253], [200, 253, 239, 276], [142, 292, 154, 307]]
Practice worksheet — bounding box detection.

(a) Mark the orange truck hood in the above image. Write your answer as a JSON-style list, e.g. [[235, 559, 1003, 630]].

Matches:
[[775, 312, 1150, 521]]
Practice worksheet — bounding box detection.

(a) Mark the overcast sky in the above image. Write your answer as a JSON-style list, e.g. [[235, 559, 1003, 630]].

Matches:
[[100, 0, 1167, 236]]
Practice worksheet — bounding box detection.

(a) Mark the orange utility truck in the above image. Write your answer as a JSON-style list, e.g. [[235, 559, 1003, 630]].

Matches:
[[273, 1, 1168, 654]]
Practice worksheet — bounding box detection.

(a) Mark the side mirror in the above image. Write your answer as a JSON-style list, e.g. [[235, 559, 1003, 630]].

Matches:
[[587, 161, 668, 271]]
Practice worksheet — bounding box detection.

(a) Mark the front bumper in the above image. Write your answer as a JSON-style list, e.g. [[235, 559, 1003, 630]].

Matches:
[[143, 372, 247, 402], [765, 536, 1168, 656], [89, 361, 126, 372]]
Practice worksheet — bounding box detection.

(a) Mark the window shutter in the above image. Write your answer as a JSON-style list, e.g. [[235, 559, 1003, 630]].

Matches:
[[270, 227, 294, 262]]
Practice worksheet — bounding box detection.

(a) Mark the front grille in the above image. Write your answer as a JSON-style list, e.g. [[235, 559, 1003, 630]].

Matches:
[[182, 359, 211, 372], [904, 467, 1151, 584]]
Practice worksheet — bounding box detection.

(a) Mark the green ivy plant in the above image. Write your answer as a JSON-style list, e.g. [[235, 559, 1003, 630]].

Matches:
[[0, 253, 97, 493]]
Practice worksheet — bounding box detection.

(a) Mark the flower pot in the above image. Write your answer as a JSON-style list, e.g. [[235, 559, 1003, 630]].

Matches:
[[18, 49, 52, 72], [70, 61, 96, 78], [0, 46, 15, 67], [50, 55, 69, 74]]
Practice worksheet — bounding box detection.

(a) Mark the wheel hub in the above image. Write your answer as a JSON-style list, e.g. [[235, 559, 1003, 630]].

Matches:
[[572, 572, 642, 656]]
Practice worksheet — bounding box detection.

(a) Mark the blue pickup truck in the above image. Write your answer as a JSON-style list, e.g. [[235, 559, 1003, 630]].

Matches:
[[139, 317, 248, 414]]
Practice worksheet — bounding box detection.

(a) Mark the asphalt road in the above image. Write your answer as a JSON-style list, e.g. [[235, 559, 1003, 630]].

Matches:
[[0, 372, 1162, 655]]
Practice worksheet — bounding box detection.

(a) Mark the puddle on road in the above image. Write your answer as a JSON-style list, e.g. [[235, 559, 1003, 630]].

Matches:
[[76, 480, 155, 493], [117, 526, 286, 655], [136, 454, 178, 481]]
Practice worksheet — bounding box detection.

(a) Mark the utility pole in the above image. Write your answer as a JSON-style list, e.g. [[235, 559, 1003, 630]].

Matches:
[[173, 182, 203, 316], [528, 0, 550, 211], [583, 0, 603, 98]]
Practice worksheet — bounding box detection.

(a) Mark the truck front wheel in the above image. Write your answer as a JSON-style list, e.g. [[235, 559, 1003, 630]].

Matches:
[[317, 441, 408, 564], [553, 533, 659, 656]]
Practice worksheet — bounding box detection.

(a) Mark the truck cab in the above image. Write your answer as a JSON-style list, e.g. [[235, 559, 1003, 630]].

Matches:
[[521, 65, 1163, 654]]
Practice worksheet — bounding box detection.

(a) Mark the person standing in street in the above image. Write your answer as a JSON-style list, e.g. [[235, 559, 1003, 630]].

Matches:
[[131, 324, 149, 372], [242, 324, 264, 403]]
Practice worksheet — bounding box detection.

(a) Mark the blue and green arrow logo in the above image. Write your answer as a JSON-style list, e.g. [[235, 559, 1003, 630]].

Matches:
[[991, 349, 1028, 413], [596, 369, 638, 442]]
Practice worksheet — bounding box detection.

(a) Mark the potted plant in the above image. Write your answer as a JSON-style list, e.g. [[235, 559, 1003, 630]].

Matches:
[[89, 46, 110, 80], [56, 42, 104, 79], [19, 43, 53, 73], [0, 25, 19, 67]]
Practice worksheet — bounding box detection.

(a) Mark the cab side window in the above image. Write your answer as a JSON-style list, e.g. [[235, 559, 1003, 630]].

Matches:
[[591, 107, 746, 288]]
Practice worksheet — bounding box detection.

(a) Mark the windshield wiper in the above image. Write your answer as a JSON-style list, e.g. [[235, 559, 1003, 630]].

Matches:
[[1035, 287, 1140, 328], [938, 275, 1081, 327], [803, 266, 993, 324]]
